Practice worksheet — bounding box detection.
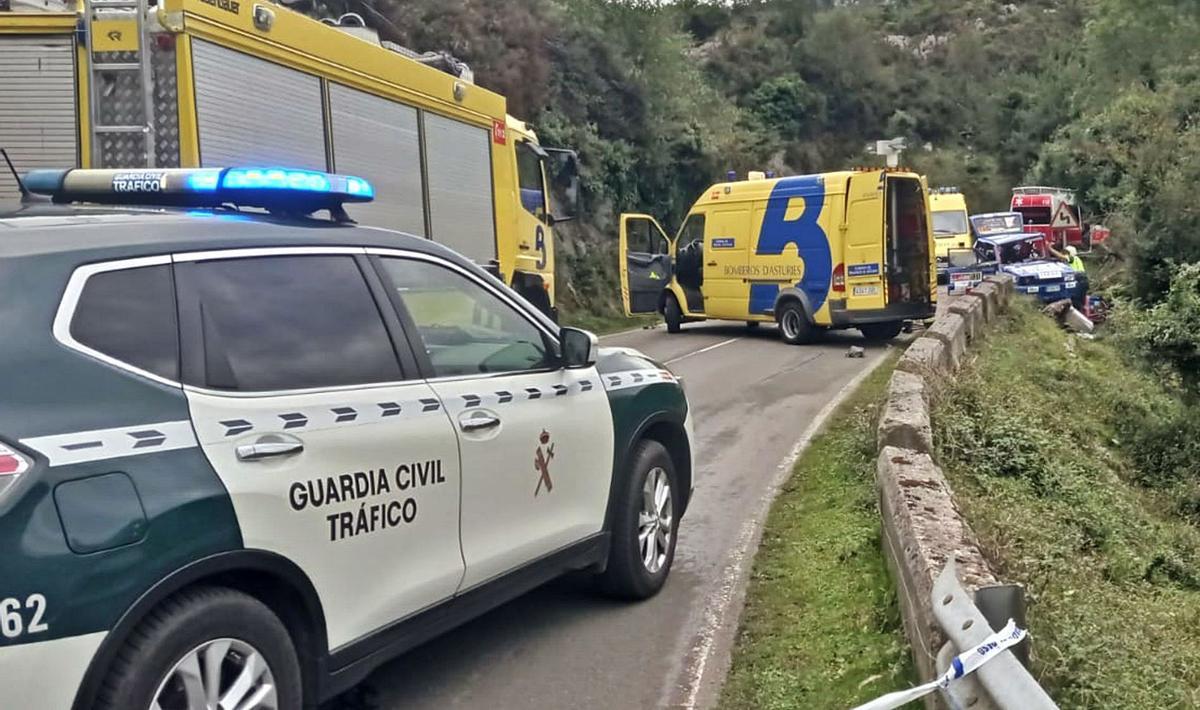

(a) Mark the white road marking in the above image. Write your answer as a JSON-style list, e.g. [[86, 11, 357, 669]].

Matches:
[[676, 347, 895, 709], [664, 338, 742, 366]]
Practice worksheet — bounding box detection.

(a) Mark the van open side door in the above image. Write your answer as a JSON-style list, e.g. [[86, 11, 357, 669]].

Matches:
[[843, 173, 887, 311], [619, 214, 674, 316]]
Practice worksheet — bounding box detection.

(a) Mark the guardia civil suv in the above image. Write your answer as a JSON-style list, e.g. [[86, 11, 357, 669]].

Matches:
[[0, 167, 693, 710]]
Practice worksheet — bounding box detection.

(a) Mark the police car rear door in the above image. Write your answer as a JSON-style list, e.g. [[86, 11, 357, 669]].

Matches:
[[620, 214, 673, 316], [370, 251, 614, 589], [176, 248, 465, 651]]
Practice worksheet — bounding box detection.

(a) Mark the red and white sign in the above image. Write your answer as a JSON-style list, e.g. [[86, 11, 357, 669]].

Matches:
[[492, 119, 507, 145]]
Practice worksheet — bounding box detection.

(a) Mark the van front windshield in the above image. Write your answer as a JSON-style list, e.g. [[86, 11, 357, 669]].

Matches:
[[932, 210, 968, 237]]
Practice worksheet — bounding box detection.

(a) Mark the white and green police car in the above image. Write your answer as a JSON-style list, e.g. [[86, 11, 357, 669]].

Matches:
[[0, 167, 693, 710]]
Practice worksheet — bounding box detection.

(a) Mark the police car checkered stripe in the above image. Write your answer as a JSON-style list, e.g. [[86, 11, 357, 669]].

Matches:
[[602, 369, 676, 392], [21, 420, 199, 467], [23, 379, 606, 465]]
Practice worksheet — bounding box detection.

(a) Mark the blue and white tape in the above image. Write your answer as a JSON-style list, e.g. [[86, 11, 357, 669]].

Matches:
[[851, 619, 1027, 710]]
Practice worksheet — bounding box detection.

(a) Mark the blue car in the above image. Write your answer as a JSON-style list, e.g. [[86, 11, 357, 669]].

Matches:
[[944, 212, 1081, 302]]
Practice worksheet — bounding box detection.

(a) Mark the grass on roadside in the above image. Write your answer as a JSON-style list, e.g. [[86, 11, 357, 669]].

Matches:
[[720, 353, 915, 710], [934, 301, 1200, 708], [558, 310, 657, 335]]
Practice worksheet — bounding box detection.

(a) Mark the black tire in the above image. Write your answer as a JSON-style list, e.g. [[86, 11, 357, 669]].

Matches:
[[599, 439, 679, 600], [776, 300, 816, 345], [96, 586, 303, 710], [859, 321, 905, 342], [664, 295, 683, 334]]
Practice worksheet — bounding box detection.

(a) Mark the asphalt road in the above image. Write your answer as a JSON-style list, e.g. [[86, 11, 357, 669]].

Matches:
[[344, 321, 897, 710]]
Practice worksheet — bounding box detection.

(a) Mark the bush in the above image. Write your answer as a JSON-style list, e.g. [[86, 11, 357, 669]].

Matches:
[[1113, 262, 1200, 398]]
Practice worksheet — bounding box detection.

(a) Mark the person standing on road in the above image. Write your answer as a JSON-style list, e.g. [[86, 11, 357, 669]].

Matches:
[[1048, 243, 1088, 309]]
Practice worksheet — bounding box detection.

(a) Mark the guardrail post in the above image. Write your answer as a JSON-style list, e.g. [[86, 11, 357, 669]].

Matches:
[[932, 562, 1058, 709]]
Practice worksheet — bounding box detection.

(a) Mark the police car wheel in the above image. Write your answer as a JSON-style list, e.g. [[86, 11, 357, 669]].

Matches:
[[664, 296, 683, 334], [599, 439, 678, 600], [777, 302, 814, 345], [96, 586, 303, 710]]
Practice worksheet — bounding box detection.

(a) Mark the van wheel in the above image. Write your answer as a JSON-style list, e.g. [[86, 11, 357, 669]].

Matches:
[[859, 321, 904, 342], [664, 295, 683, 334], [777, 301, 815, 344], [96, 587, 303, 710], [598, 439, 678, 600]]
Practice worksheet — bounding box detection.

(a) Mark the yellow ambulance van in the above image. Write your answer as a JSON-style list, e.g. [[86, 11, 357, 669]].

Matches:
[[619, 168, 937, 343], [930, 188, 972, 282]]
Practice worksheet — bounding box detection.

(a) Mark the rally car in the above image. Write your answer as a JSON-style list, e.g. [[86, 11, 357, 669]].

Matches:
[[0, 167, 694, 710], [944, 211, 1080, 302]]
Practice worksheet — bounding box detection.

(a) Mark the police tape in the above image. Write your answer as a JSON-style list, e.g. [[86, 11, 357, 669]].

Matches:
[[850, 619, 1027, 710]]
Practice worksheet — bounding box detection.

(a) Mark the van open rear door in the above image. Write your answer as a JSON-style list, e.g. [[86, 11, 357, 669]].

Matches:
[[619, 214, 673, 316], [843, 173, 887, 311]]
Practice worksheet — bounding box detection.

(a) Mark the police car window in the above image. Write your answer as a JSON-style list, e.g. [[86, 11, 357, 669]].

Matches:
[[187, 256, 402, 391], [378, 258, 551, 378], [70, 264, 179, 381], [516, 142, 546, 219]]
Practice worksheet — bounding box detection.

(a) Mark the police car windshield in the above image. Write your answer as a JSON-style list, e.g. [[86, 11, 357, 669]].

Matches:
[[998, 238, 1044, 264]]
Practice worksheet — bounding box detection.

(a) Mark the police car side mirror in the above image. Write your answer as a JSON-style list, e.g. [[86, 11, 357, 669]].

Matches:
[[560, 327, 598, 368]]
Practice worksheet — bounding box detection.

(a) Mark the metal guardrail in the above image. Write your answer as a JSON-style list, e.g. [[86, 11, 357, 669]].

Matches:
[[932, 562, 1057, 710]]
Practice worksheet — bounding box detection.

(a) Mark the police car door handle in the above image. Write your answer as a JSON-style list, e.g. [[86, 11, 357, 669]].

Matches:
[[236, 438, 304, 462], [459, 411, 501, 432]]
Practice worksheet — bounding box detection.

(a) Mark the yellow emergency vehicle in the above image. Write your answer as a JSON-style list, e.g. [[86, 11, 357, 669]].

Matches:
[[0, 0, 576, 315], [619, 168, 937, 343], [929, 187, 972, 282]]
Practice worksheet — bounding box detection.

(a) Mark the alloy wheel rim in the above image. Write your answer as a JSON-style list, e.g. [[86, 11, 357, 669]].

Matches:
[[638, 467, 674, 574], [782, 310, 801, 339], [150, 638, 278, 710]]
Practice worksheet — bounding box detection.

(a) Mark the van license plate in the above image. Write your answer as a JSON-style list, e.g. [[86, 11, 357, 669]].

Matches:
[[1045, 285, 1061, 292], [853, 285, 880, 297]]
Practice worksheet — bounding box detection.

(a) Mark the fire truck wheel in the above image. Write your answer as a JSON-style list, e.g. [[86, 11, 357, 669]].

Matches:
[[859, 321, 904, 341], [664, 295, 683, 334], [777, 301, 815, 345], [598, 439, 678, 600]]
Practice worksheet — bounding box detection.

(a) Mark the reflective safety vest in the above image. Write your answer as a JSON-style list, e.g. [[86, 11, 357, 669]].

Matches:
[[1070, 255, 1086, 272]]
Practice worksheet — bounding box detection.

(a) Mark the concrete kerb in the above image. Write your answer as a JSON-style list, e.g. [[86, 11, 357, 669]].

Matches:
[[925, 312, 967, 371], [962, 290, 994, 323], [876, 293, 1018, 701], [876, 446, 999, 682], [877, 370, 933, 454], [897, 337, 947, 382], [948, 298, 983, 343]]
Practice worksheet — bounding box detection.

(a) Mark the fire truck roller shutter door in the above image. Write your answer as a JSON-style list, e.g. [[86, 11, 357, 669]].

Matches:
[[423, 113, 498, 264], [0, 35, 79, 202], [191, 40, 326, 171], [328, 84, 426, 236]]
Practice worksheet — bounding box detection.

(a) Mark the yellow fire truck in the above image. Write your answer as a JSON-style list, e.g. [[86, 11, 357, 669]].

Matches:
[[0, 0, 576, 315]]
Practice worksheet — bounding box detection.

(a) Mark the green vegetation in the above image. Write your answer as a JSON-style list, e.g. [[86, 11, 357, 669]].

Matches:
[[720, 355, 913, 710], [934, 302, 1200, 707]]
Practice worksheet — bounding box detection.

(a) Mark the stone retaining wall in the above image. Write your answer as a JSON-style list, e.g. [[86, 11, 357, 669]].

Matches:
[[875, 275, 1015, 686]]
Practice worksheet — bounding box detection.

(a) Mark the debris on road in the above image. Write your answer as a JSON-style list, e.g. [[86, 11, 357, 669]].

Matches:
[[848, 346, 866, 358]]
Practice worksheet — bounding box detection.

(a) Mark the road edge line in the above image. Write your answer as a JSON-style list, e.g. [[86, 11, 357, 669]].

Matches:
[[675, 347, 896, 710]]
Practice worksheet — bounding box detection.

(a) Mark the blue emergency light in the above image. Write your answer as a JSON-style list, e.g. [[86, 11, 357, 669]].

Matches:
[[24, 167, 375, 217]]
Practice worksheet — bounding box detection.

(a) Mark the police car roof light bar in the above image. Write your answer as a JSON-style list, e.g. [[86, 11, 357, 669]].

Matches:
[[22, 167, 375, 218]]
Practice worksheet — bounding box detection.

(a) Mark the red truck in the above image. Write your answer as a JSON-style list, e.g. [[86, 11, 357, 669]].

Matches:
[[1011, 186, 1110, 251]]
